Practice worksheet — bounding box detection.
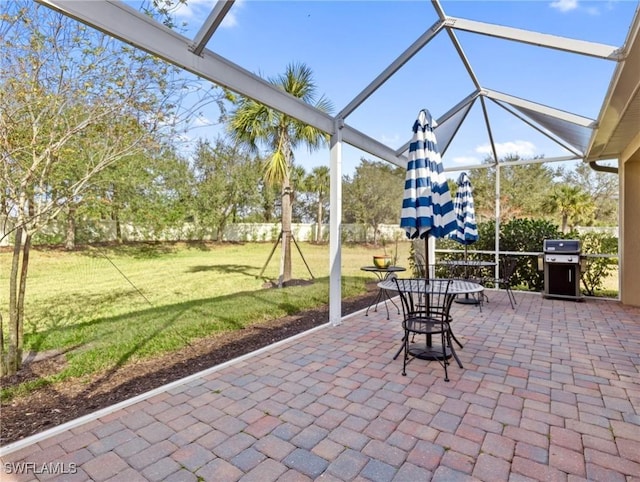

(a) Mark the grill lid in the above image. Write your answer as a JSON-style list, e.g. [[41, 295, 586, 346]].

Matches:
[[543, 239, 581, 253]]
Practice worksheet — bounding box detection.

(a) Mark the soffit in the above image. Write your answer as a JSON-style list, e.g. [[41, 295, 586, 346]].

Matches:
[[587, 9, 640, 162]]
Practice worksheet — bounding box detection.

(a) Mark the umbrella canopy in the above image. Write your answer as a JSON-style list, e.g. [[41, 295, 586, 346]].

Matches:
[[449, 172, 479, 247], [400, 109, 457, 269]]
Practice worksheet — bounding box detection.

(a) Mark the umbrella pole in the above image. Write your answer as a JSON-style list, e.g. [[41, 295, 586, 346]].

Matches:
[[464, 245, 468, 279], [424, 235, 429, 278]]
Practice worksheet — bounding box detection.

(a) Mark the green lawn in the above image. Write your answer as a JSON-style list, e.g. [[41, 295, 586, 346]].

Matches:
[[0, 241, 411, 399]]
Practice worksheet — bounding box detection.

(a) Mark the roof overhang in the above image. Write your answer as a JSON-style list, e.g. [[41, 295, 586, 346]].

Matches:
[[586, 6, 640, 163]]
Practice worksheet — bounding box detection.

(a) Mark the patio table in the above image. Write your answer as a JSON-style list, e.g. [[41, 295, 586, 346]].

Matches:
[[361, 265, 406, 319]]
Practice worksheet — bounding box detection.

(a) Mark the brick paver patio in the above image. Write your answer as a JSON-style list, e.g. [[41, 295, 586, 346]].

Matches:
[[1, 291, 639, 481]]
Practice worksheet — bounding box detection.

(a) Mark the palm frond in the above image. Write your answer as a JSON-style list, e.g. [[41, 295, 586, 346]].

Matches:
[[274, 63, 315, 102], [227, 61, 332, 183], [315, 94, 334, 115], [263, 150, 288, 186]]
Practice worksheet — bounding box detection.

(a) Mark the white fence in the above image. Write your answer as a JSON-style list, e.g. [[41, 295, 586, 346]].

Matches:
[[0, 217, 619, 248], [0, 218, 407, 247]]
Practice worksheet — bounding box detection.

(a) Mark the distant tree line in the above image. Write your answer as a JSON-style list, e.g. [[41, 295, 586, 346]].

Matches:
[[4, 149, 619, 250], [465, 156, 618, 231]]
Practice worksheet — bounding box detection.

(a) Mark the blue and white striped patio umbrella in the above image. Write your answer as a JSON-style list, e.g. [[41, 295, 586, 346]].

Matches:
[[400, 109, 457, 266], [449, 172, 479, 249]]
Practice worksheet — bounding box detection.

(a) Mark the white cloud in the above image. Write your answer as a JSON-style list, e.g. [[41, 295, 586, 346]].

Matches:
[[475, 140, 536, 159], [174, 0, 241, 28], [221, 14, 238, 28], [192, 115, 213, 128], [172, 0, 205, 19], [550, 0, 579, 12]]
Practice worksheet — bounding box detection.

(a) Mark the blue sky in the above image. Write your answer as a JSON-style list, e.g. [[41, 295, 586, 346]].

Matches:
[[167, 0, 638, 176]]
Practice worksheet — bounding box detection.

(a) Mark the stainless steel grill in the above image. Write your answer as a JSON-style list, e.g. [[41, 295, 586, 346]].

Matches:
[[542, 239, 584, 301]]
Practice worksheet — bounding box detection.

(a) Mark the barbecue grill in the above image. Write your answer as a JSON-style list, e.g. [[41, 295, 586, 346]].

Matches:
[[542, 239, 584, 301]]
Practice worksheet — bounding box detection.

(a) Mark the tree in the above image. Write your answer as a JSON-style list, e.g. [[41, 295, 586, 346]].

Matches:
[[255, 182, 280, 223], [191, 137, 262, 239], [289, 164, 309, 223], [71, 144, 194, 246], [549, 184, 595, 233], [306, 166, 330, 242], [468, 156, 557, 222], [343, 159, 405, 244], [226, 63, 332, 284], [0, 2, 214, 374], [561, 162, 618, 226]]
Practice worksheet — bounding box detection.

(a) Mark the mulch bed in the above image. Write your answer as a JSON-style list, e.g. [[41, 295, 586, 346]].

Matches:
[[0, 286, 379, 446]]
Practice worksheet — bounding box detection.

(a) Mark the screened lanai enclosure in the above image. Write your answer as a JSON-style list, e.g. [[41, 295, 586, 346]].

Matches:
[[37, 0, 640, 324]]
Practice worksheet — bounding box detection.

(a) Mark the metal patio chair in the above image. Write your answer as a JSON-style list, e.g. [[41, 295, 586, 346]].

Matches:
[[483, 257, 517, 309], [393, 278, 460, 381]]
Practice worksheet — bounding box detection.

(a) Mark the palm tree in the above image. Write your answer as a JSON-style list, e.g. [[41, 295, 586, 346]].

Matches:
[[549, 184, 595, 233], [306, 166, 330, 243], [227, 63, 332, 284]]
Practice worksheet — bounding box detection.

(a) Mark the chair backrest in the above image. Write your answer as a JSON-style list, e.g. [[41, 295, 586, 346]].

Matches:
[[393, 278, 455, 322], [423, 279, 455, 322], [444, 262, 465, 280], [500, 257, 517, 281], [394, 277, 418, 318]]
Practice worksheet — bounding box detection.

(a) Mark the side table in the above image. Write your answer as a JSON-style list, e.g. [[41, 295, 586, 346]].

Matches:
[[360, 265, 406, 319]]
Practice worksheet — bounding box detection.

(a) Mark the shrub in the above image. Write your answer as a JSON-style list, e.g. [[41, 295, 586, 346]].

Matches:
[[578, 231, 618, 296], [437, 218, 564, 291], [499, 218, 564, 290]]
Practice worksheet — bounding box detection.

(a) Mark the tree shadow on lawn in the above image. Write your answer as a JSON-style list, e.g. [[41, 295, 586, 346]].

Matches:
[[22, 276, 345, 382], [69, 241, 180, 259], [75, 240, 244, 259], [186, 263, 257, 277], [25, 288, 144, 336]]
